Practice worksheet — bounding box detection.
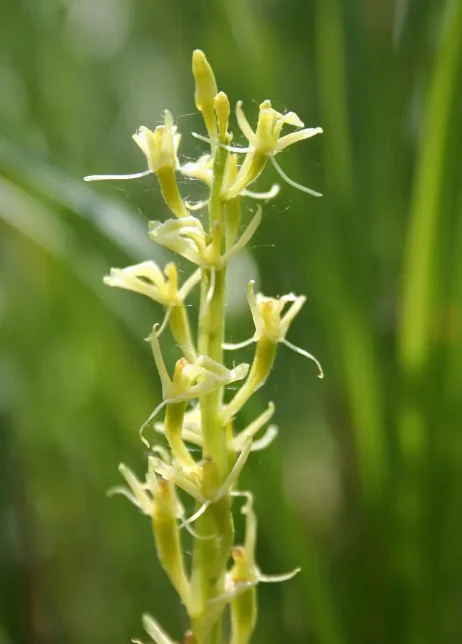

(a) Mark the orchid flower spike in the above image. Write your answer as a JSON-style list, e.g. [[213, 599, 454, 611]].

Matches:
[[86, 48, 323, 643], [222, 99, 322, 200]]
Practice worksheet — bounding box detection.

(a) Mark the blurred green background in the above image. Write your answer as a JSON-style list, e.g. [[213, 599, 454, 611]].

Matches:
[[1, 0, 462, 643]]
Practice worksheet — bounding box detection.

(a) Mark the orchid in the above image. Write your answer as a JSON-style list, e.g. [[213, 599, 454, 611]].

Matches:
[[86, 50, 323, 644]]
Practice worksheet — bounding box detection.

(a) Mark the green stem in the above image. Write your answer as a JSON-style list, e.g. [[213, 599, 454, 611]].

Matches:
[[199, 267, 227, 476], [198, 142, 228, 477], [191, 144, 234, 644]]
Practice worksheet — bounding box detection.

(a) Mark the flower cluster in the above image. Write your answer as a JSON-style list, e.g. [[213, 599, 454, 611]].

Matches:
[[86, 50, 322, 644]]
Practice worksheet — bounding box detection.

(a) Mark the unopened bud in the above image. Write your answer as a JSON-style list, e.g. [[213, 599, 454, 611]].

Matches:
[[214, 91, 230, 143], [192, 50, 218, 138]]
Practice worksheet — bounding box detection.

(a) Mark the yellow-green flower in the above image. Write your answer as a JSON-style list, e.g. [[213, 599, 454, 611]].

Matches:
[[222, 282, 323, 423], [223, 100, 322, 200], [103, 260, 199, 307], [85, 111, 188, 218]]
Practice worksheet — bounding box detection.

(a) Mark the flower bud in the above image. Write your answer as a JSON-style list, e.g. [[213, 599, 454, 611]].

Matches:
[[192, 50, 218, 139], [214, 91, 230, 143]]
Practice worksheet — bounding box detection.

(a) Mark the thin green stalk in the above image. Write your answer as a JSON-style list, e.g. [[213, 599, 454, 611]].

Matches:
[[198, 267, 227, 476], [192, 143, 233, 644], [198, 142, 229, 478]]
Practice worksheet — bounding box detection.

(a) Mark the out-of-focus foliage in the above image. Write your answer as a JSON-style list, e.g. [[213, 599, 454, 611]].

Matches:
[[1, 1, 462, 643]]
